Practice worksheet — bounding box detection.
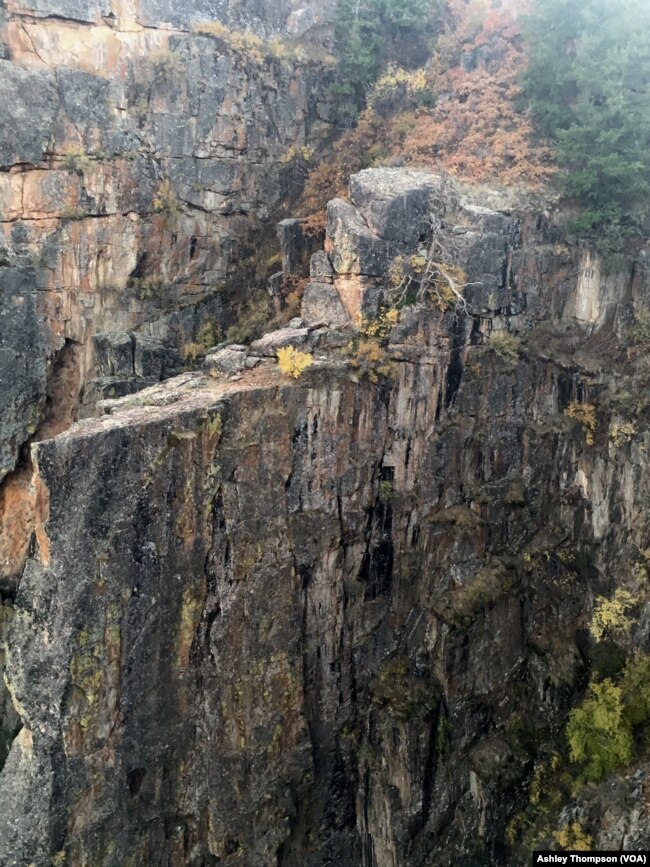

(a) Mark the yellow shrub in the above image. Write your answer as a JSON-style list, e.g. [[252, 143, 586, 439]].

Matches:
[[565, 401, 597, 446], [356, 307, 399, 341], [609, 420, 636, 447], [348, 339, 396, 383], [554, 822, 593, 851], [387, 255, 406, 287], [281, 145, 315, 165], [590, 589, 640, 642], [191, 22, 311, 66], [153, 179, 180, 217], [277, 346, 314, 379], [368, 65, 430, 111]]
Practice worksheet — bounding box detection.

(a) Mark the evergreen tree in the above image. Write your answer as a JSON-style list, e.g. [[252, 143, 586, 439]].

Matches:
[[522, 0, 650, 253], [331, 0, 439, 126]]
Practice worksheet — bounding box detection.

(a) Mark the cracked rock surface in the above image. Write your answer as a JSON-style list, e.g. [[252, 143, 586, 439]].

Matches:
[[1, 169, 650, 865]]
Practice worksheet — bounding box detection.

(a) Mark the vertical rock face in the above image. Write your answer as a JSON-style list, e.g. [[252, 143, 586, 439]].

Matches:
[[0, 0, 335, 589], [2, 170, 649, 865], [0, 0, 334, 440]]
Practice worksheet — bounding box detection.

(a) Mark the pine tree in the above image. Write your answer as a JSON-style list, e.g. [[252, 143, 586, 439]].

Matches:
[[331, 0, 440, 125], [522, 0, 650, 253]]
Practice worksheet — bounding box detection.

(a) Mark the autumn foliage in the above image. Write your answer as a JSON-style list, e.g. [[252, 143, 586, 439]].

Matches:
[[404, 0, 554, 183], [302, 0, 555, 216]]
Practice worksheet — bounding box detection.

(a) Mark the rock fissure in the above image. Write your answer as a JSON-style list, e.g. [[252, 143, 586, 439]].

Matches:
[[1, 3, 650, 853]]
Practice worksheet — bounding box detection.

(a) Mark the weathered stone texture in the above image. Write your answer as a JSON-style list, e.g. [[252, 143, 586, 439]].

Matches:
[[0, 0, 335, 547], [2, 259, 650, 864], [0, 264, 48, 481], [349, 167, 436, 246], [0, 63, 58, 166], [301, 281, 349, 326], [2, 77, 650, 866], [277, 218, 324, 276]]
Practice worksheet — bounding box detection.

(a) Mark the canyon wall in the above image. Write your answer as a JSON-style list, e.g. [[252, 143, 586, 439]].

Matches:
[[1, 169, 648, 865], [0, 0, 335, 589]]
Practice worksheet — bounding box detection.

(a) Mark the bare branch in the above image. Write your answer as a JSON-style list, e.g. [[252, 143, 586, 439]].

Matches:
[[385, 208, 480, 315]]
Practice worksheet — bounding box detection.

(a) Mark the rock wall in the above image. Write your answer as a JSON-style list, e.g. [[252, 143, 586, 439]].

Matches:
[[1, 169, 649, 865], [0, 0, 335, 596]]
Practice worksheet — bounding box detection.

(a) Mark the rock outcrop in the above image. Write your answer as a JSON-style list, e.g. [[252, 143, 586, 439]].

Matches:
[[1, 168, 649, 865], [0, 0, 336, 593]]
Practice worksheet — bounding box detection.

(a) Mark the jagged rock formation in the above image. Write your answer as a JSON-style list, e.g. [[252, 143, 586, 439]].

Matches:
[[1, 168, 648, 865], [0, 0, 335, 607], [0, 0, 334, 458]]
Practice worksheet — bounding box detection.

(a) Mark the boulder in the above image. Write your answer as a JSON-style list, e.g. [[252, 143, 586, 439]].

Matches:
[[326, 199, 389, 276], [250, 327, 310, 356], [204, 347, 248, 377], [348, 167, 437, 247], [309, 250, 334, 282], [302, 282, 350, 327]]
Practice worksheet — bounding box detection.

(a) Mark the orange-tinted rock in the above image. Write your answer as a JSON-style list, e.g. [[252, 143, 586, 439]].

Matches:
[[0, 467, 36, 587]]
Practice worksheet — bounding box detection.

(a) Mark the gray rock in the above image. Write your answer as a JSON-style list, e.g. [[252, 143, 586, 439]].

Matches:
[[326, 199, 390, 276], [135, 0, 336, 37], [310, 250, 333, 281], [0, 264, 48, 481], [0, 63, 57, 167], [268, 272, 285, 297], [93, 333, 134, 379], [302, 282, 350, 327], [55, 69, 112, 152], [450, 202, 520, 314], [349, 167, 437, 246], [133, 335, 166, 380], [250, 326, 310, 356], [97, 378, 156, 400], [313, 329, 350, 349], [204, 347, 248, 376], [11, 0, 109, 22], [277, 218, 324, 275]]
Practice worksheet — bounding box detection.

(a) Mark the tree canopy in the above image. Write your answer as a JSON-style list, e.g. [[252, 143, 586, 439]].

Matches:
[[522, 0, 650, 250], [331, 0, 440, 125]]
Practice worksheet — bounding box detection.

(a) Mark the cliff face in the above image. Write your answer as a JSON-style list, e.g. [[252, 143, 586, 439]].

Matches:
[[1, 169, 649, 865], [0, 0, 335, 596], [0, 0, 334, 462]]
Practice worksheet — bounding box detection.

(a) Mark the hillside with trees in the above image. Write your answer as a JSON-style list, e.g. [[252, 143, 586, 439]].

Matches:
[[303, 0, 650, 261]]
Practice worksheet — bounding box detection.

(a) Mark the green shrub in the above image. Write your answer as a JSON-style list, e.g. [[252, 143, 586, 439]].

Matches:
[[62, 147, 93, 174], [484, 331, 521, 362], [567, 679, 633, 781]]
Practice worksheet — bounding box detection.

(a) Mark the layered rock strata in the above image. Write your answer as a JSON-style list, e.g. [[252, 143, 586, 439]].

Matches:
[[1, 169, 649, 865], [0, 0, 335, 599]]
